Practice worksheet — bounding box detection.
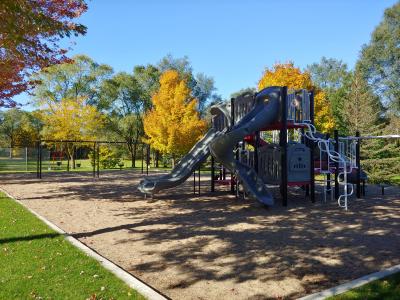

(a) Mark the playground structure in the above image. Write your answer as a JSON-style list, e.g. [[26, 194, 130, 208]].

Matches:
[[26, 85, 398, 209], [139, 85, 397, 210]]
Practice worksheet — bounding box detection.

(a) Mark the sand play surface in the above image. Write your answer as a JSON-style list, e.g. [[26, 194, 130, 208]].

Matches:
[[1, 171, 399, 299]]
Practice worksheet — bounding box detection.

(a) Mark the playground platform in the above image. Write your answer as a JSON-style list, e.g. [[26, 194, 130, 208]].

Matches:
[[1, 171, 399, 299]]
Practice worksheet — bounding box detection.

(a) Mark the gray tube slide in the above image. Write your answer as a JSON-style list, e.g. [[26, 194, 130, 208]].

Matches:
[[138, 103, 229, 195], [209, 86, 281, 206]]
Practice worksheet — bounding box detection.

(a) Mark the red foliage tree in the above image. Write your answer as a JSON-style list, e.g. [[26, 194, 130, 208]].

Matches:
[[0, 0, 87, 107]]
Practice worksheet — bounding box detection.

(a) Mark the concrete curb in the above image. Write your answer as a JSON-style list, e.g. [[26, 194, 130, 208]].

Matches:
[[0, 188, 169, 300], [298, 264, 400, 300]]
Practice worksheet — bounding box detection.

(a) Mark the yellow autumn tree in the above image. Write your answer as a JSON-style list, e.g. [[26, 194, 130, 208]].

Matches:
[[143, 70, 207, 165], [258, 62, 335, 133], [40, 97, 105, 167]]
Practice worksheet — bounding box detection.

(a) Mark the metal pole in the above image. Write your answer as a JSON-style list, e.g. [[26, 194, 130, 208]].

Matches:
[[211, 156, 215, 192], [356, 131, 361, 198], [254, 131, 259, 173], [230, 98, 235, 129], [39, 141, 42, 179], [141, 144, 144, 174], [146, 144, 150, 176], [93, 142, 96, 178], [198, 164, 200, 195], [193, 170, 196, 195], [334, 130, 339, 199], [326, 133, 331, 195], [36, 141, 40, 178], [25, 147, 28, 172], [280, 86, 288, 206], [230, 97, 235, 194], [97, 143, 100, 178], [309, 91, 315, 203]]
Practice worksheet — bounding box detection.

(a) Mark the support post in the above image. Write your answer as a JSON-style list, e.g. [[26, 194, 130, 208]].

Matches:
[[93, 142, 96, 178], [141, 144, 144, 174], [198, 164, 201, 195], [72, 144, 76, 169], [230, 98, 235, 129], [334, 130, 339, 199], [280, 86, 288, 206], [301, 128, 310, 196], [25, 147, 28, 172], [39, 141, 42, 179], [254, 131, 259, 173], [326, 133, 331, 195], [96, 143, 100, 178], [309, 91, 315, 203], [211, 156, 215, 192], [230, 97, 236, 194], [356, 131, 361, 198], [193, 170, 196, 195], [146, 144, 150, 176], [36, 141, 40, 178]]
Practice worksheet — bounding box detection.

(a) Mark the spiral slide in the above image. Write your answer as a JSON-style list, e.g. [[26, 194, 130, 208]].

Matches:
[[138, 104, 229, 196], [209, 86, 281, 206]]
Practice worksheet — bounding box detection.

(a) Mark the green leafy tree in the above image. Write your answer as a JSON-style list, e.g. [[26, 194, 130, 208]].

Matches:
[[230, 87, 257, 99], [32, 55, 113, 109], [357, 2, 400, 113], [133, 64, 161, 102], [307, 57, 349, 90], [0, 109, 40, 149], [100, 72, 150, 167], [306, 57, 352, 134], [157, 55, 219, 115]]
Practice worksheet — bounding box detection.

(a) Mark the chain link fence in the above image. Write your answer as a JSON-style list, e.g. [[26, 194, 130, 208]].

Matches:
[[0, 147, 49, 173]]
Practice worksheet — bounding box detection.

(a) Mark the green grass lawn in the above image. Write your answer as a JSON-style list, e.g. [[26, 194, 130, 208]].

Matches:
[[327, 272, 400, 300], [0, 192, 145, 299]]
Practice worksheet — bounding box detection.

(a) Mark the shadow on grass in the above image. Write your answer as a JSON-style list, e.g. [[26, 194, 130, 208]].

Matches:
[[0, 233, 61, 244]]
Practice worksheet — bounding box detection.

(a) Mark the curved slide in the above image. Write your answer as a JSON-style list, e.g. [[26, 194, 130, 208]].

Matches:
[[138, 104, 229, 195], [209, 86, 281, 206]]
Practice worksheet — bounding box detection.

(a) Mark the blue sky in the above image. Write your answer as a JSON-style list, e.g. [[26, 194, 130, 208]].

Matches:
[[15, 0, 398, 106]]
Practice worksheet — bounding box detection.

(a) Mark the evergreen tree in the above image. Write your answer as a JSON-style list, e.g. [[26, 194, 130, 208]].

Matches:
[[344, 71, 400, 183], [343, 71, 380, 134]]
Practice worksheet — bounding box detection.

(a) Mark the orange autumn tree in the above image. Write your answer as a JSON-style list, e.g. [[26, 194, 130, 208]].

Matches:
[[143, 70, 207, 166], [258, 62, 335, 133]]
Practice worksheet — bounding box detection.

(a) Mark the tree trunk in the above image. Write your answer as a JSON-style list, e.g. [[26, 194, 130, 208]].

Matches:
[[72, 145, 76, 169], [132, 142, 137, 168], [65, 143, 73, 172], [155, 151, 159, 168], [9, 139, 13, 159], [171, 155, 175, 168]]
